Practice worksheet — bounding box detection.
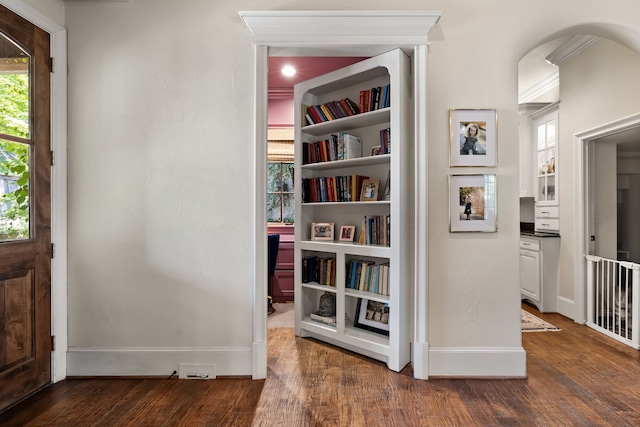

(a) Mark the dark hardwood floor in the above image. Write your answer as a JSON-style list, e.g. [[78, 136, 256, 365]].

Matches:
[[2, 305, 640, 426]]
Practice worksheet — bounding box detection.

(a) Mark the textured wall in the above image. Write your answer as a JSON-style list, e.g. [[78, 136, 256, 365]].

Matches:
[[46, 0, 640, 375]]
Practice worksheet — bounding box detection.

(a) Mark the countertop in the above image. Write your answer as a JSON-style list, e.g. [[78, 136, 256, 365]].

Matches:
[[520, 222, 560, 238], [520, 231, 561, 238]]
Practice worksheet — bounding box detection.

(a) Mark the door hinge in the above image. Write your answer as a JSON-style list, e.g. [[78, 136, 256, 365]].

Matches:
[[49, 57, 54, 73], [51, 243, 55, 259], [51, 336, 56, 351], [50, 150, 55, 166]]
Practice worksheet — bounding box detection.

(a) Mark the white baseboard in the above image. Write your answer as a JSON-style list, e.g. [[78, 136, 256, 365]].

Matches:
[[67, 346, 252, 377], [428, 347, 527, 378], [556, 296, 579, 323]]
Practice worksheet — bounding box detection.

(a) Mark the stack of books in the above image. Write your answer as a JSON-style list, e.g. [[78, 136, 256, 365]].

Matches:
[[301, 256, 337, 286], [302, 133, 361, 164], [359, 84, 390, 113], [303, 98, 360, 125], [302, 174, 369, 203], [345, 260, 390, 295]]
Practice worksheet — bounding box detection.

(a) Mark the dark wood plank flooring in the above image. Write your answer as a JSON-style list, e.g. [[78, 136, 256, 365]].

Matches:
[[2, 305, 640, 426]]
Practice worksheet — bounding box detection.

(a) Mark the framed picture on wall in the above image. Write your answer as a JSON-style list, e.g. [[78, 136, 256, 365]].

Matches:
[[449, 174, 497, 232], [449, 109, 497, 167]]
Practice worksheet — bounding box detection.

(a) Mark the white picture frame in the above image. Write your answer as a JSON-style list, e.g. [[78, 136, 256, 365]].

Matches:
[[449, 174, 497, 232], [449, 109, 497, 167]]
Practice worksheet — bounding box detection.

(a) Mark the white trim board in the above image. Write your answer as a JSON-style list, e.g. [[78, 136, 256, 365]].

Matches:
[[0, 0, 68, 384], [240, 10, 441, 379], [573, 112, 640, 325], [66, 347, 252, 377], [428, 347, 527, 378]]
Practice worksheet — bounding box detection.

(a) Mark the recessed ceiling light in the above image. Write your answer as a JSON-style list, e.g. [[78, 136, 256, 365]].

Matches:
[[281, 65, 296, 77]]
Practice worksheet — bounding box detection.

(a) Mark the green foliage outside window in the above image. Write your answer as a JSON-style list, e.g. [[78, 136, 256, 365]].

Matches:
[[0, 72, 30, 240], [267, 162, 294, 223]]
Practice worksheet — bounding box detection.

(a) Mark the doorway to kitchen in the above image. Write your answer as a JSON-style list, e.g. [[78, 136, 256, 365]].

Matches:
[[580, 118, 640, 347]]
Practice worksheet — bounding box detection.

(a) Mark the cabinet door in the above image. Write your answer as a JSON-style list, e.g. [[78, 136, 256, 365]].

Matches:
[[520, 249, 540, 301], [533, 106, 558, 206]]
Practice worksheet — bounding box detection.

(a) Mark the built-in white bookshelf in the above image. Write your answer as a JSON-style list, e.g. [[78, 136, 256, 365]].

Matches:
[[293, 49, 413, 372]]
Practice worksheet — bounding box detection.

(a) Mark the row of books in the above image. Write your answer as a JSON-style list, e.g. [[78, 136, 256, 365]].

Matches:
[[379, 127, 391, 154], [301, 255, 391, 296], [302, 133, 361, 165], [346, 260, 390, 296], [362, 215, 390, 246], [302, 175, 369, 204], [304, 98, 360, 126], [301, 256, 337, 286], [359, 85, 390, 113]]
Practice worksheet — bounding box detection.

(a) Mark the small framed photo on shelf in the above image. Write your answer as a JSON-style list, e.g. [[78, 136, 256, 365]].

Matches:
[[449, 109, 497, 167], [311, 222, 334, 241], [354, 298, 390, 336], [338, 225, 356, 242], [449, 174, 497, 233], [370, 146, 381, 156], [359, 179, 380, 201]]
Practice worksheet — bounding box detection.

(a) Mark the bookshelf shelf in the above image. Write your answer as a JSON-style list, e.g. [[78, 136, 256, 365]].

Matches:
[[301, 153, 390, 171], [301, 200, 391, 207], [302, 108, 391, 136], [298, 240, 391, 258], [301, 282, 337, 293], [294, 49, 412, 372]]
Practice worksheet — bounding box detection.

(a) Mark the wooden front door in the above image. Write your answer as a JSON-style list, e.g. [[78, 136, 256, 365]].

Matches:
[[0, 5, 52, 413]]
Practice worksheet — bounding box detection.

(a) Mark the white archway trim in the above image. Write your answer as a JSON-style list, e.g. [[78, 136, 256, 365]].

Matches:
[[574, 112, 640, 324], [240, 10, 442, 379], [0, 0, 68, 383]]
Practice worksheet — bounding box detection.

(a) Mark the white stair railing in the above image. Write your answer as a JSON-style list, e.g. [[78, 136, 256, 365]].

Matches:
[[585, 254, 640, 349]]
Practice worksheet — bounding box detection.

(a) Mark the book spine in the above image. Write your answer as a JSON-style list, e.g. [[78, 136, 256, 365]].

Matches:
[[339, 99, 353, 116], [319, 104, 334, 121], [312, 105, 328, 122], [382, 84, 390, 109], [307, 106, 322, 124], [342, 133, 362, 159], [373, 86, 381, 110], [329, 101, 344, 118], [345, 97, 360, 115]]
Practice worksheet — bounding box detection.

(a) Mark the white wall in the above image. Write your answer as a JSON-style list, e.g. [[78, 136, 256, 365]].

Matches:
[[43, 0, 640, 377], [22, 0, 64, 26], [594, 143, 617, 259], [557, 39, 640, 303], [628, 175, 640, 262]]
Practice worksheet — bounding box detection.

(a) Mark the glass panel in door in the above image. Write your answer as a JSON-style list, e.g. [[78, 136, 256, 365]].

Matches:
[[0, 32, 31, 241]]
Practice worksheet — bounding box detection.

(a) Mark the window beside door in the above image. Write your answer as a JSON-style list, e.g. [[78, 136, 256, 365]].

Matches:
[[267, 128, 294, 224]]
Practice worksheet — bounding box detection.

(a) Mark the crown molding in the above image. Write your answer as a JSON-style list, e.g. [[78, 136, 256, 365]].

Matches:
[[545, 35, 599, 66], [518, 70, 559, 104], [268, 87, 294, 100], [239, 10, 442, 56]]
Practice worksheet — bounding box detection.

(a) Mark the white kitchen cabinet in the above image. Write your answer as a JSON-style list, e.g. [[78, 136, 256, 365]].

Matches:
[[520, 236, 560, 313], [519, 103, 549, 198], [531, 102, 560, 232]]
